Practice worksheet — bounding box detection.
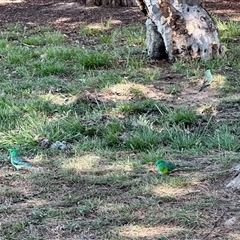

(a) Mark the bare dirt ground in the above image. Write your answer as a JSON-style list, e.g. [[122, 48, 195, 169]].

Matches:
[[0, 0, 240, 34], [0, 0, 239, 109], [0, 1, 240, 239]]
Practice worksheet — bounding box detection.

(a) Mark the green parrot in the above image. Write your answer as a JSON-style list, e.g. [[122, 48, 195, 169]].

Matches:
[[9, 149, 34, 170], [155, 160, 177, 174], [199, 69, 213, 92]]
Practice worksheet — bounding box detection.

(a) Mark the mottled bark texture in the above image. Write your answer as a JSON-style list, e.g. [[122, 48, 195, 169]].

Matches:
[[143, 0, 224, 60], [146, 18, 168, 59]]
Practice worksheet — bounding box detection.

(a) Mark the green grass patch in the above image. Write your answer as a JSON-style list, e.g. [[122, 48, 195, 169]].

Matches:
[[1, 18, 240, 240], [23, 31, 65, 46], [217, 19, 240, 42], [164, 107, 198, 126]]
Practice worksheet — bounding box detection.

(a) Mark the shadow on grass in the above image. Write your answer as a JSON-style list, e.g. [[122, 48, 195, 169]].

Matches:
[[0, 7, 240, 239], [1, 150, 237, 239]]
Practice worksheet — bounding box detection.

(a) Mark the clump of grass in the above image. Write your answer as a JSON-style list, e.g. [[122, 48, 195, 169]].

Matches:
[[86, 70, 123, 88], [33, 59, 68, 76], [38, 116, 84, 142], [125, 127, 161, 150], [102, 119, 125, 147], [208, 124, 240, 151], [118, 99, 165, 115], [99, 34, 113, 44], [130, 87, 145, 98], [164, 84, 181, 95], [79, 26, 101, 36], [23, 31, 65, 46], [163, 126, 202, 151], [6, 23, 26, 32], [140, 150, 166, 164], [115, 24, 146, 46], [217, 19, 240, 42], [79, 50, 113, 69], [165, 107, 198, 126]]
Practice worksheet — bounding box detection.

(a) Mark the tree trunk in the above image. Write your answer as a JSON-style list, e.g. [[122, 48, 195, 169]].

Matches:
[[141, 0, 224, 61]]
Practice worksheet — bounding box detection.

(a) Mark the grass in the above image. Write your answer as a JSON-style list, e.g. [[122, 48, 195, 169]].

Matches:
[[0, 16, 240, 240]]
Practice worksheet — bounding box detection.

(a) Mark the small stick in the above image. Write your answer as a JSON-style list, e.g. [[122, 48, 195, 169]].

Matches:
[[154, 104, 164, 115], [200, 209, 226, 239]]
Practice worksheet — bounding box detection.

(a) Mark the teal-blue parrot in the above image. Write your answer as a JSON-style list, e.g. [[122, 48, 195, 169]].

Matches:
[[155, 160, 177, 174], [9, 149, 34, 170], [199, 69, 213, 92]]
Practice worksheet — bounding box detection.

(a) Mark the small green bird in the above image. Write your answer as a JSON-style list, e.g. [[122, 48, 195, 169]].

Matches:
[[9, 149, 34, 170], [155, 160, 177, 174], [199, 69, 213, 92]]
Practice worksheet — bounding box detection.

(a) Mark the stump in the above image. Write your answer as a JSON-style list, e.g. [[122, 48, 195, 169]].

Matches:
[[141, 0, 224, 60]]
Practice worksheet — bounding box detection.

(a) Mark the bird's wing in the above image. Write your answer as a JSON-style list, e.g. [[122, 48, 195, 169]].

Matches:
[[12, 156, 33, 167], [204, 72, 213, 84], [166, 161, 176, 169]]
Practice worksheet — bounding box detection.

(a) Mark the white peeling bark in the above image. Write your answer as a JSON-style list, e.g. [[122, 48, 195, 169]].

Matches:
[[143, 0, 224, 60], [226, 174, 240, 190], [226, 165, 240, 190]]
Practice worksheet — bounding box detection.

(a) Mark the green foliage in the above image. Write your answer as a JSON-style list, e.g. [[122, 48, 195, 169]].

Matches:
[[118, 99, 165, 114], [209, 124, 240, 151], [115, 24, 146, 45], [78, 50, 112, 69], [125, 127, 161, 150], [163, 126, 202, 151], [217, 19, 240, 42], [23, 31, 65, 45], [165, 107, 198, 126], [1, 19, 240, 240], [79, 26, 101, 36]]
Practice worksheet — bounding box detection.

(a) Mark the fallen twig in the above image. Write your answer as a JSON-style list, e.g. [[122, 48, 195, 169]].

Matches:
[[200, 209, 226, 239]]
